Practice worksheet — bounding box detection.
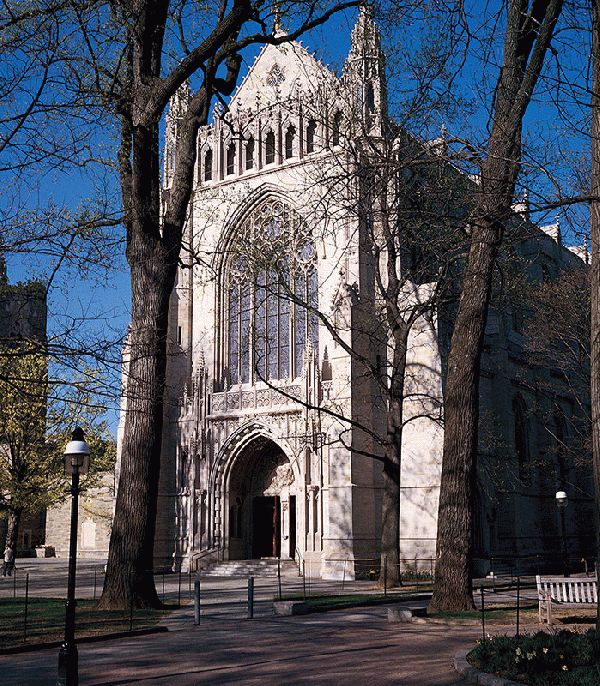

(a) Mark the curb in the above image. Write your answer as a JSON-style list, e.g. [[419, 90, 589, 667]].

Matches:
[[454, 649, 525, 686], [0, 626, 169, 655]]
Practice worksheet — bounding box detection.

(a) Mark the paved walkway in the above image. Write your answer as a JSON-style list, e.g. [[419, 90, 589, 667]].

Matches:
[[0, 603, 474, 685], [0, 559, 523, 685]]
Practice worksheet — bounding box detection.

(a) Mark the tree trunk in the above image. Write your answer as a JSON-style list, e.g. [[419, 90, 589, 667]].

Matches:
[[429, 217, 499, 612], [590, 0, 600, 632], [379, 323, 409, 586], [5, 507, 22, 559], [99, 123, 177, 610], [429, 0, 563, 613]]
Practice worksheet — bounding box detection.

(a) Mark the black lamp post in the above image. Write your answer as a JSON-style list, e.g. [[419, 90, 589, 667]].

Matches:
[[556, 490, 569, 577], [57, 427, 90, 686]]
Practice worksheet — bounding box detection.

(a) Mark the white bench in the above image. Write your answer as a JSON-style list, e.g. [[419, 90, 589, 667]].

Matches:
[[536, 575, 597, 624]]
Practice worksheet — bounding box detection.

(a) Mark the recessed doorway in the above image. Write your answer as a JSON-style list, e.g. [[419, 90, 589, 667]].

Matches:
[[252, 496, 280, 558]]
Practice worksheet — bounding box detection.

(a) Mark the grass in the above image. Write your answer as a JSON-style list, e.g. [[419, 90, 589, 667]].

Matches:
[[276, 590, 430, 607], [0, 597, 171, 650]]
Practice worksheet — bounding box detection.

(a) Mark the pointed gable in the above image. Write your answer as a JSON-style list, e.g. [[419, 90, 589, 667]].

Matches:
[[228, 41, 338, 112]]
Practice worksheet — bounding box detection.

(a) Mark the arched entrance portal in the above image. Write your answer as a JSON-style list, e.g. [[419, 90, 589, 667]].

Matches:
[[227, 437, 297, 560]]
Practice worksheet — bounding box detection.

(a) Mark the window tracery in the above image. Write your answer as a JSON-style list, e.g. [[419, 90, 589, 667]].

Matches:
[[224, 199, 318, 387]]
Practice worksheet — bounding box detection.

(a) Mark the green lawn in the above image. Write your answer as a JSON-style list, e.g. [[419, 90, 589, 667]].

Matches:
[[0, 598, 171, 649]]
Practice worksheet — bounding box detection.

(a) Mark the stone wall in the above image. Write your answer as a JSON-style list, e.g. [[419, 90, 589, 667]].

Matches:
[[45, 472, 114, 559]]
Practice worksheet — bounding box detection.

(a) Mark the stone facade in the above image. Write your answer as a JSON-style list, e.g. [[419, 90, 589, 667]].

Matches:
[[133, 9, 593, 577], [45, 473, 115, 559]]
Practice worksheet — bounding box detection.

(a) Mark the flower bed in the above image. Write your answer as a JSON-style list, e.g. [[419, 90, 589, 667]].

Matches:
[[468, 630, 600, 685]]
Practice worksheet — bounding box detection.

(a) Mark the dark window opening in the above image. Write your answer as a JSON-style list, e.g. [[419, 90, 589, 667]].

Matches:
[[226, 142, 236, 175], [204, 149, 213, 181], [332, 111, 342, 146], [306, 120, 316, 153], [265, 131, 275, 164], [366, 82, 375, 113], [285, 126, 296, 159], [246, 137, 254, 170]]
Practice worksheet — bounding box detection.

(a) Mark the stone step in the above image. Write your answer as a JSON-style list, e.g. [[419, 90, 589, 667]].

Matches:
[[201, 559, 299, 578]]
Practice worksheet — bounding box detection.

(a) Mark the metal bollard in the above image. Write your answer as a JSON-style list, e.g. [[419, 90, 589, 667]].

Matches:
[[93, 570, 97, 601], [13, 567, 16, 598], [480, 586, 486, 641], [194, 578, 200, 625], [178, 569, 182, 607], [516, 576, 521, 637], [23, 573, 29, 643], [277, 558, 282, 601], [383, 557, 387, 597], [302, 560, 306, 601], [247, 576, 254, 619]]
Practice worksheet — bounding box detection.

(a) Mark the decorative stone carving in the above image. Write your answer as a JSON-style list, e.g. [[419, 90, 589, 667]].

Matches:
[[212, 393, 225, 412], [256, 389, 270, 406], [226, 392, 240, 409]]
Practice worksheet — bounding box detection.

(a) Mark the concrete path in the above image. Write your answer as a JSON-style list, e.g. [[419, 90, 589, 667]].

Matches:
[[0, 603, 474, 685], [2, 559, 522, 684]]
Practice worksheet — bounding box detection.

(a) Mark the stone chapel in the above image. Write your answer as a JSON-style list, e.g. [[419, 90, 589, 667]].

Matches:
[[128, 8, 594, 578]]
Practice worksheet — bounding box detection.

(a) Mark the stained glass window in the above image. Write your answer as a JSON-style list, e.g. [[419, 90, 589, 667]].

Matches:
[[225, 200, 318, 386]]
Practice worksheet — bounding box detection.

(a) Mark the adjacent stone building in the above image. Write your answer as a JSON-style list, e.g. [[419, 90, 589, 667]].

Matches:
[[0, 253, 48, 556], [121, 9, 594, 577]]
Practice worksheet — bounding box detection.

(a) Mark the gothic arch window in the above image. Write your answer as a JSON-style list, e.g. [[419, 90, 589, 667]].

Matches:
[[246, 137, 255, 170], [223, 198, 318, 387], [265, 130, 275, 165], [306, 119, 316, 153], [332, 111, 342, 146], [226, 142, 236, 176], [204, 148, 213, 181], [285, 125, 296, 159], [513, 394, 529, 483]]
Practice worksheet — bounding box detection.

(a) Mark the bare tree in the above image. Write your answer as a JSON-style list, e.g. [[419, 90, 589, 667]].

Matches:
[[430, 0, 565, 612], [590, 0, 600, 630]]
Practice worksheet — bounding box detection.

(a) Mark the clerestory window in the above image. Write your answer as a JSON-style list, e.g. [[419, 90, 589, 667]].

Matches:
[[224, 199, 318, 387]]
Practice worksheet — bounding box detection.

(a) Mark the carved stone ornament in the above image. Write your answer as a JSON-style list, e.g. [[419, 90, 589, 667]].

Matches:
[[267, 64, 286, 87]]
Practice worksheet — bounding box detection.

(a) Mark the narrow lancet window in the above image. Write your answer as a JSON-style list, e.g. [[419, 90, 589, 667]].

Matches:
[[306, 119, 316, 153], [204, 149, 213, 181], [246, 137, 254, 170], [265, 131, 275, 164], [226, 142, 236, 176], [285, 126, 296, 159]]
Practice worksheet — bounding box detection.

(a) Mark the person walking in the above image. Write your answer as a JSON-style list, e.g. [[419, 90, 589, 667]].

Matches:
[[3, 545, 14, 576]]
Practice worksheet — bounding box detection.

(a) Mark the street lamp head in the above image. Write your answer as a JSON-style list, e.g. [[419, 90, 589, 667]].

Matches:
[[64, 427, 90, 475], [556, 490, 568, 508]]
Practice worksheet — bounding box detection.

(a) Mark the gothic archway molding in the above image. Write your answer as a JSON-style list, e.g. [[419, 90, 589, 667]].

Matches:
[[209, 419, 300, 496]]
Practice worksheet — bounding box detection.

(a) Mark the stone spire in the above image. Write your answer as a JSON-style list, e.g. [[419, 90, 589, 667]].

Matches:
[[273, 1, 287, 37], [163, 82, 190, 189], [344, 3, 388, 137]]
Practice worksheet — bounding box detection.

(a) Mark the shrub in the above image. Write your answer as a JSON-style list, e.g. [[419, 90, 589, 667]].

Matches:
[[468, 630, 600, 685]]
